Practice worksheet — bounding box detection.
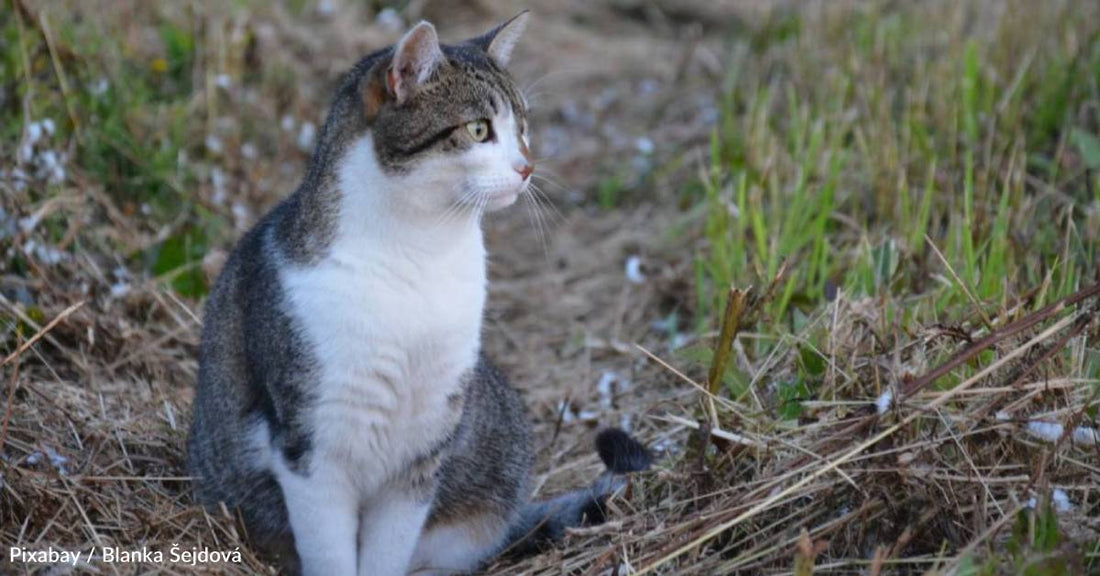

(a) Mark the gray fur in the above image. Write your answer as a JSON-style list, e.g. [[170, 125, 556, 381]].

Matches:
[[188, 14, 647, 575], [429, 357, 534, 529]]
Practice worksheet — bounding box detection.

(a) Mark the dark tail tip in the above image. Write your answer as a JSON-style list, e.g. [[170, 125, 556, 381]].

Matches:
[[502, 429, 651, 557], [595, 427, 652, 474]]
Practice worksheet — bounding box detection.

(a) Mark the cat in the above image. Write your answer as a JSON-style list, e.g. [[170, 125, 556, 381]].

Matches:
[[186, 12, 650, 576]]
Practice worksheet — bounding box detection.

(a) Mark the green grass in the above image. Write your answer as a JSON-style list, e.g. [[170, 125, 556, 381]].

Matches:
[[0, 2, 298, 297], [681, 1, 1100, 569], [693, 0, 1100, 335]]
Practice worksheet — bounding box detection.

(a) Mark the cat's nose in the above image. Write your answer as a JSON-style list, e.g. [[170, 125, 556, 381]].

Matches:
[[514, 162, 533, 181]]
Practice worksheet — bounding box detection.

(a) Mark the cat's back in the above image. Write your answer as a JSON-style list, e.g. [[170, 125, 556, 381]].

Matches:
[[193, 202, 281, 405]]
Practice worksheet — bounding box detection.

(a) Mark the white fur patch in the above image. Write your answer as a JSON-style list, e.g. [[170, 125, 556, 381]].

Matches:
[[409, 515, 509, 575]]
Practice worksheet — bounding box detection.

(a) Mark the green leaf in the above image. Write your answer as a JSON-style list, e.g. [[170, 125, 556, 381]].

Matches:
[[1071, 128, 1100, 170], [152, 229, 209, 298], [776, 378, 811, 420], [872, 238, 899, 292], [798, 345, 827, 378]]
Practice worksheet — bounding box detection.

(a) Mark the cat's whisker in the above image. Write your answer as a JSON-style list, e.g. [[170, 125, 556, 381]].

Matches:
[[522, 186, 548, 247], [531, 166, 571, 185], [530, 171, 574, 199], [521, 65, 593, 111], [533, 192, 556, 251], [529, 177, 568, 221], [529, 180, 567, 202], [522, 89, 562, 110], [520, 188, 550, 258], [521, 70, 567, 101], [527, 179, 551, 204], [521, 75, 549, 96], [434, 202, 461, 227], [527, 185, 555, 257], [472, 193, 490, 224], [528, 182, 564, 227], [524, 93, 547, 109], [441, 185, 486, 228], [434, 189, 476, 227], [525, 183, 550, 229], [520, 66, 589, 103], [473, 188, 491, 223]]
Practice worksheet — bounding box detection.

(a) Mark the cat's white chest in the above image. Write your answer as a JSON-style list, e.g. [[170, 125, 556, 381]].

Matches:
[[279, 229, 486, 487]]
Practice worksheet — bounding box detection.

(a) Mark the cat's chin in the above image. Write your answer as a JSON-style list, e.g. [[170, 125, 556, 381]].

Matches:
[[484, 191, 520, 212]]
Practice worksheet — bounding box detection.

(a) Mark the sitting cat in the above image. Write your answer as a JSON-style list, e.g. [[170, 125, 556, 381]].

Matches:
[[187, 12, 649, 576]]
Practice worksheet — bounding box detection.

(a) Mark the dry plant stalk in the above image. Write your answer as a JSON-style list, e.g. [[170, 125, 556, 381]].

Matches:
[[705, 286, 751, 425]]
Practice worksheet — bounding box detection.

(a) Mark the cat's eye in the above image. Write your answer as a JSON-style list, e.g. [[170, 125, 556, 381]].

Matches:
[[466, 120, 491, 142]]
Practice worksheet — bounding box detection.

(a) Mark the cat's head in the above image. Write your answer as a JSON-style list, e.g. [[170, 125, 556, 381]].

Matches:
[[340, 13, 533, 218]]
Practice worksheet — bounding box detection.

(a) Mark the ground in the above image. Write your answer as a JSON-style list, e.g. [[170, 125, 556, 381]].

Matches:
[[2, 0, 1100, 574]]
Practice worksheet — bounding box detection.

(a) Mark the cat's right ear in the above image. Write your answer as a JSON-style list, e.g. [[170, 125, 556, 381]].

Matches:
[[387, 21, 443, 104], [472, 11, 530, 67]]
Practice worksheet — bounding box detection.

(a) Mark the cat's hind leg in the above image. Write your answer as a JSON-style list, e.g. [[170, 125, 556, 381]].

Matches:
[[407, 514, 510, 575]]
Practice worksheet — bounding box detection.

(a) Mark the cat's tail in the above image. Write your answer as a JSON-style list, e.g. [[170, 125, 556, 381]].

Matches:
[[502, 428, 651, 556]]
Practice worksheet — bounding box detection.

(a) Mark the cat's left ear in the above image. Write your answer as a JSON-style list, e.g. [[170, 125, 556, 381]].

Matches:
[[388, 21, 444, 103], [472, 11, 530, 67]]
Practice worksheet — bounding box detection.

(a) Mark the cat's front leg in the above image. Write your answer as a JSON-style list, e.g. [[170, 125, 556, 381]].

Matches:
[[276, 461, 359, 576], [357, 484, 434, 576]]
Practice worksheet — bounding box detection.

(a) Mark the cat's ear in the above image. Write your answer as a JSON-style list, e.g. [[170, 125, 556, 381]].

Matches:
[[388, 21, 444, 103], [472, 11, 529, 67]]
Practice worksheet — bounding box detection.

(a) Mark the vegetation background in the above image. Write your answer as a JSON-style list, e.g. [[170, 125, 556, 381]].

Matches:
[[2, 0, 1099, 573]]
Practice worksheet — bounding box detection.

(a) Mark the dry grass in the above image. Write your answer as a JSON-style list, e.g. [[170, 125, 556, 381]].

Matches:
[[3, 0, 1100, 574]]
